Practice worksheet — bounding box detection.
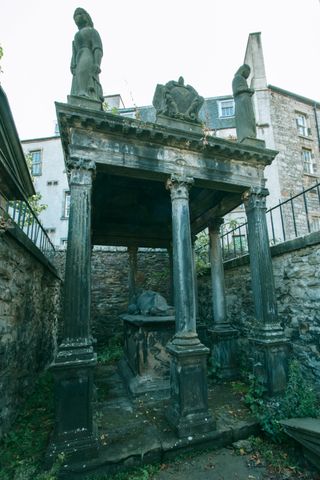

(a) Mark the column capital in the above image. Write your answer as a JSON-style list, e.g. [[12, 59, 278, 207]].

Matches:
[[166, 174, 194, 200], [208, 217, 224, 233], [242, 186, 269, 211], [67, 156, 96, 181]]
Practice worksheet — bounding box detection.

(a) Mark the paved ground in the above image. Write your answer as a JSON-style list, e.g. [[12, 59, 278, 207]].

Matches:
[[153, 447, 266, 480]]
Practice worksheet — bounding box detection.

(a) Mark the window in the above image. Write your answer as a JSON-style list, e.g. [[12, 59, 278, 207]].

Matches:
[[218, 100, 235, 118], [61, 239, 68, 247], [63, 191, 70, 218], [302, 148, 316, 174], [30, 150, 42, 176], [296, 113, 310, 137], [47, 180, 58, 186]]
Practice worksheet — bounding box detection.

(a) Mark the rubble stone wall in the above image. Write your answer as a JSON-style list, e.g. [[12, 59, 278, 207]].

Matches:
[[0, 231, 61, 438]]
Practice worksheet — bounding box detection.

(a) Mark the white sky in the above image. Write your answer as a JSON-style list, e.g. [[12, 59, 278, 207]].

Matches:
[[1, 0, 320, 140]]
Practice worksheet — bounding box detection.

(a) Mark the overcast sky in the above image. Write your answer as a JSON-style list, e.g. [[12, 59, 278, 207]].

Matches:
[[1, 0, 319, 140]]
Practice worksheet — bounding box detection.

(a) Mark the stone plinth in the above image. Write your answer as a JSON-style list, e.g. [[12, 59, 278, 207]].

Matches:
[[166, 341, 216, 438], [120, 314, 175, 399], [208, 327, 239, 380]]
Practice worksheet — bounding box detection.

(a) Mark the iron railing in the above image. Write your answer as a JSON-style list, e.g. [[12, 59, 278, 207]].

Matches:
[[196, 182, 320, 264], [0, 197, 55, 260]]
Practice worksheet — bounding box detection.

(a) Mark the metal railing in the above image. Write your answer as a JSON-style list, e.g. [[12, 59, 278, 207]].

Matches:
[[196, 182, 320, 264], [0, 197, 55, 260]]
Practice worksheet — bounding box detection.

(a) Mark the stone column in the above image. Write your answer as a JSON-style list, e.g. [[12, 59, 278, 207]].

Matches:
[[167, 243, 174, 306], [48, 157, 98, 462], [243, 187, 288, 395], [128, 246, 138, 306], [208, 218, 239, 379], [165, 174, 215, 438]]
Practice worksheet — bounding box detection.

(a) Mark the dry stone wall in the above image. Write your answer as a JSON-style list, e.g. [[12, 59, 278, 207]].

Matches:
[[0, 231, 61, 438]]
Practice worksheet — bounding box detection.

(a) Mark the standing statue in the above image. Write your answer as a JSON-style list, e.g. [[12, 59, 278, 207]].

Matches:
[[232, 64, 256, 142], [70, 8, 103, 102]]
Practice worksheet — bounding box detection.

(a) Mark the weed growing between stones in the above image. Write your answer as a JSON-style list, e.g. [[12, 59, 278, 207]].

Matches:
[[97, 336, 123, 365], [0, 371, 59, 480], [244, 360, 319, 442]]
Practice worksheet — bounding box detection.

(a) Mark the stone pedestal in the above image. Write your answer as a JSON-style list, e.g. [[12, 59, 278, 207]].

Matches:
[[166, 342, 216, 438], [166, 174, 214, 437], [207, 327, 239, 379], [120, 314, 175, 399], [67, 94, 103, 111], [49, 160, 99, 462], [208, 219, 239, 379], [244, 187, 288, 395]]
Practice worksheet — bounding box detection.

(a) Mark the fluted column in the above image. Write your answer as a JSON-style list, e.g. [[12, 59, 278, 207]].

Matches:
[[165, 174, 215, 438], [62, 160, 95, 346], [49, 157, 98, 463], [244, 187, 288, 395]]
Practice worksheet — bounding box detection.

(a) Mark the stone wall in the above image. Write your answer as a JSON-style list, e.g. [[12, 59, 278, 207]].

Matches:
[[0, 230, 61, 438], [54, 248, 171, 344], [198, 232, 320, 390]]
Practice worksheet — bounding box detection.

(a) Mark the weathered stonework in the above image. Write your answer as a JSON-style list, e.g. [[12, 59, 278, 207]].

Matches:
[[0, 232, 61, 438], [199, 233, 320, 391]]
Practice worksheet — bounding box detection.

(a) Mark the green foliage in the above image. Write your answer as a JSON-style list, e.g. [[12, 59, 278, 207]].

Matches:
[[0, 372, 55, 480], [207, 356, 223, 383], [249, 436, 302, 474], [245, 360, 319, 443], [84, 464, 160, 480], [97, 337, 123, 365], [24, 153, 47, 218], [102, 102, 119, 115]]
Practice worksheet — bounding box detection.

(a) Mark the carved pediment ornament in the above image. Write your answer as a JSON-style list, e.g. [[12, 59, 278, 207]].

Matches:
[[153, 77, 204, 123]]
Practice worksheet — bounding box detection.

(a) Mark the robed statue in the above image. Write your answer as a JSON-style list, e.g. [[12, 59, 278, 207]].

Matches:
[[70, 8, 103, 102], [232, 64, 256, 142]]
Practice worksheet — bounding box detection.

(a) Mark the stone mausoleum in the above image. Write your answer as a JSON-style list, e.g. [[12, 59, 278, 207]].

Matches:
[[48, 7, 289, 472]]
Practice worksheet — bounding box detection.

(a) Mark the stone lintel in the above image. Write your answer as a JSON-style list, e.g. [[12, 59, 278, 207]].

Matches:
[[67, 94, 103, 111]]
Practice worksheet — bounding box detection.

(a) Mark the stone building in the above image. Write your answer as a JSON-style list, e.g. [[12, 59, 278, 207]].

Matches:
[[21, 32, 320, 245]]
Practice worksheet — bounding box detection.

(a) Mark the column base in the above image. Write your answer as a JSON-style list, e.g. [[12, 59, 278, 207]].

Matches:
[[166, 338, 216, 438], [208, 326, 239, 380], [47, 343, 99, 464], [250, 325, 289, 396]]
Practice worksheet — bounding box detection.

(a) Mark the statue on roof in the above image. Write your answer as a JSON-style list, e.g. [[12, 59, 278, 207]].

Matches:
[[232, 64, 257, 142], [70, 8, 103, 102], [153, 77, 204, 123]]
